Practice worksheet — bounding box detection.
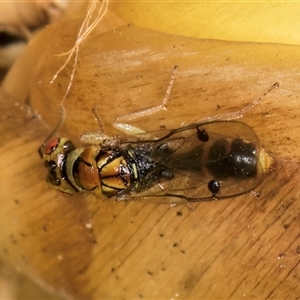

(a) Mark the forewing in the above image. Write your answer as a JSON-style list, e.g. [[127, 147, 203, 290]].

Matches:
[[116, 121, 265, 203]]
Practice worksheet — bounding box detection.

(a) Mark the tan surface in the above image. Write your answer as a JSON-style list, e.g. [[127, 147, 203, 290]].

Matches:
[[1, 21, 300, 299]]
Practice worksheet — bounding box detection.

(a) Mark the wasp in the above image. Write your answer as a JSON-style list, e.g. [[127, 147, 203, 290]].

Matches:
[[39, 67, 278, 204]]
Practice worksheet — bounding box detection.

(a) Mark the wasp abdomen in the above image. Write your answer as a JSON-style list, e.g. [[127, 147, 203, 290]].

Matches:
[[205, 138, 257, 179]]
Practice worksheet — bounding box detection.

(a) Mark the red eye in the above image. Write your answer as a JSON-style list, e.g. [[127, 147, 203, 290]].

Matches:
[[44, 138, 60, 155]]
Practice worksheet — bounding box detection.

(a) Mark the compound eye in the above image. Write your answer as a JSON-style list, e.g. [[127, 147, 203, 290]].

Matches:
[[44, 138, 60, 155]]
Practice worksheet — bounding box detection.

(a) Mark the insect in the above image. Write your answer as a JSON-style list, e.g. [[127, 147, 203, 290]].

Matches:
[[39, 67, 278, 204]]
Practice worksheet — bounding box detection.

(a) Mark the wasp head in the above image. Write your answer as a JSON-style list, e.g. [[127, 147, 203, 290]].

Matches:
[[39, 138, 78, 194]]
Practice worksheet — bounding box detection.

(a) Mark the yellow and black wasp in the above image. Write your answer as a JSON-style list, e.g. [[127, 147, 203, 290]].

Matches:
[[39, 67, 277, 204]]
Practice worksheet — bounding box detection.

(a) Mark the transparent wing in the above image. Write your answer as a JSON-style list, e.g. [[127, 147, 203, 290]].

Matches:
[[117, 121, 265, 203]]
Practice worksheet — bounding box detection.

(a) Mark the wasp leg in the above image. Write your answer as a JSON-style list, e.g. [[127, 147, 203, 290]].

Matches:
[[196, 82, 279, 123], [113, 65, 179, 136], [80, 105, 120, 145], [80, 131, 120, 147]]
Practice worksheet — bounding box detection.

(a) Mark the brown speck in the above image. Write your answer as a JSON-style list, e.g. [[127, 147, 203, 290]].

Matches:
[[10, 234, 17, 244]]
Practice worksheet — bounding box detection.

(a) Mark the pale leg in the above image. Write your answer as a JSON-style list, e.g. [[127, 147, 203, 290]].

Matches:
[[196, 82, 279, 124], [113, 65, 179, 135]]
